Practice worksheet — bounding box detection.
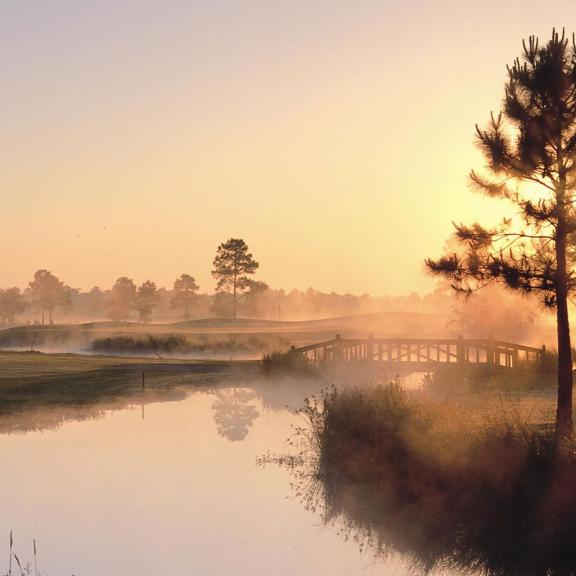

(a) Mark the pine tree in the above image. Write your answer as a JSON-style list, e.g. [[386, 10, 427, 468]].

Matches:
[[426, 29, 576, 439], [170, 274, 199, 319], [212, 238, 260, 319]]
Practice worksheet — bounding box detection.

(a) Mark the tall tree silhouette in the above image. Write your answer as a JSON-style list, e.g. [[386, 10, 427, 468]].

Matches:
[[170, 274, 199, 319], [212, 238, 260, 319], [426, 29, 576, 439], [28, 270, 69, 325]]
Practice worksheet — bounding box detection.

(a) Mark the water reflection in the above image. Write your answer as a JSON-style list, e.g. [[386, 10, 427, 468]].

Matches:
[[0, 371, 191, 434], [288, 417, 576, 576], [0, 367, 253, 436], [212, 387, 260, 441], [0, 373, 398, 576], [0, 367, 331, 442], [5, 366, 573, 576], [305, 469, 576, 576]]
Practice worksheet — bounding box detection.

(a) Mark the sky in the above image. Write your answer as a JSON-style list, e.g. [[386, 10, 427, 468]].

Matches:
[[1, 0, 575, 295]]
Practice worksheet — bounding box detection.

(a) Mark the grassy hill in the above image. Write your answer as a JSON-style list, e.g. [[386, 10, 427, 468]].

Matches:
[[0, 311, 449, 356]]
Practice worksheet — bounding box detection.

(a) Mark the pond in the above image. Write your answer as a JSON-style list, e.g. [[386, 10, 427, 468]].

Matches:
[[1, 370, 567, 576], [0, 374, 426, 576]]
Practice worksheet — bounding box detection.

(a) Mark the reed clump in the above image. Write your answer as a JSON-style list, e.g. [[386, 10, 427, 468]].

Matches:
[[300, 384, 576, 575], [261, 348, 315, 375], [3, 532, 39, 576]]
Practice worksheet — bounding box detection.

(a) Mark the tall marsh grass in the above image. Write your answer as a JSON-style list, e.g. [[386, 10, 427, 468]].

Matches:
[[288, 383, 576, 575], [91, 334, 283, 356], [3, 533, 40, 576], [261, 348, 316, 375]]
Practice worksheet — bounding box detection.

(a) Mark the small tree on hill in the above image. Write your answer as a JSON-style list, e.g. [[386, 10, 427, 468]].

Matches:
[[170, 274, 199, 319], [135, 281, 160, 323], [212, 238, 260, 319], [426, 29, 576, 439], [108, 277, 137, 322], [240, 280, 269, 317], [28, 269, 69, 325], [0, 288, 28, 325]]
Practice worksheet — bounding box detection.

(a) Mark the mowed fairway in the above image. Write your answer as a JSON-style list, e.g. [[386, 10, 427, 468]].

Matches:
[[0, 350, 196, 385]]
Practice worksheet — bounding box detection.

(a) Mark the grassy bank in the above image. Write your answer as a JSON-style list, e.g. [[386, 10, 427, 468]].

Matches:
[[293, 384, 576, 575], [0, 351, 256, 433], [0, 349, 206, 386], [422, 360, 557, 395]]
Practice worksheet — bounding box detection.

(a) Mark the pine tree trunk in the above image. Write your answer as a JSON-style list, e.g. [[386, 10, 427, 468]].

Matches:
[[554, 217, 573, 439]]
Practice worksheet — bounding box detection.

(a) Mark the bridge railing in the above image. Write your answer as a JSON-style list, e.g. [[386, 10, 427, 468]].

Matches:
[[294, 335, 546, 370]]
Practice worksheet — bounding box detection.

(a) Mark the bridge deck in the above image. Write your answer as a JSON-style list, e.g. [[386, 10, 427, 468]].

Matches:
[[295, 335, 545, 370]]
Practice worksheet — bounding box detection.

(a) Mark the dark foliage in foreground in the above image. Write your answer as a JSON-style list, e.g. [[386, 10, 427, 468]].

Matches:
[[297, 384, 576, 576]]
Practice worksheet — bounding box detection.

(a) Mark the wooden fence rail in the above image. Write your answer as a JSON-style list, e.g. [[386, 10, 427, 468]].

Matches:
[[295, 334, 546, 371]]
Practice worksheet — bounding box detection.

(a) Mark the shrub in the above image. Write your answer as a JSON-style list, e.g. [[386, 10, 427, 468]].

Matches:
[[261, 348, 315, 375]]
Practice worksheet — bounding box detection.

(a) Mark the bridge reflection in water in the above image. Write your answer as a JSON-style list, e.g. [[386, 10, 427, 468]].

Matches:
[[295, 334, 546, 371]]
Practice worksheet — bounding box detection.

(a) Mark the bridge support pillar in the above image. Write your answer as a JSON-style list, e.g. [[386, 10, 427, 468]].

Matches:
[[335, 334, 343, 361], [457, 335, 465, 368], [486, 337, 494, 370], [367, 334, 374, 362], [512, 347, 519, 368], [539, 345, 546, 373]]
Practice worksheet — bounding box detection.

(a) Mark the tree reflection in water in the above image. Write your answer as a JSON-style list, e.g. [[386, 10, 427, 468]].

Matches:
[[211, 387, 260, 441]]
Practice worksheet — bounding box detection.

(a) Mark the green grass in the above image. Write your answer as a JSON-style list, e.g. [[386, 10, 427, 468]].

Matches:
[[0, 350, 192, 386], [0, 351, 255, 433]]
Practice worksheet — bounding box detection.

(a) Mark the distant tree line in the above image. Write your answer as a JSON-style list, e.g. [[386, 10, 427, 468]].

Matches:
[[0, 238, 545, 339], [0, 238, 264, 325], [0, 276, 543, 342]]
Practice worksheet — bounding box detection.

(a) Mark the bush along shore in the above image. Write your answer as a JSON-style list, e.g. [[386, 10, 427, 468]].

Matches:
[[260, 347, 317, 375], [283, 383, 576, 576], [91, 334, 286, 357]]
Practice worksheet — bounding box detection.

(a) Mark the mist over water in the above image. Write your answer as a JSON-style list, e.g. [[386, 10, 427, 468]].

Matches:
[[0, 365, 565, 575], [0, 375, 418, 576]]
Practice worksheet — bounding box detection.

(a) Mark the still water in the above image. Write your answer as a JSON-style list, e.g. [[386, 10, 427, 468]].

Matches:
[[0, 377, 421, 576]]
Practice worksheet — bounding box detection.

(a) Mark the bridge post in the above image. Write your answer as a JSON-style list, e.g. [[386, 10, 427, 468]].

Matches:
[[539, 345, 546, 373], [367, 334, 374, 362], [487, 336, 494, 370], [457, 335, 465, 367], [334, 334, 343, 361], [512, 346, 519, 368]]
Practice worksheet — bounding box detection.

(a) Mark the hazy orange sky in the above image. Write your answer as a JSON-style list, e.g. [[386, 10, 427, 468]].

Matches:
[[1, 1, 575, 295]]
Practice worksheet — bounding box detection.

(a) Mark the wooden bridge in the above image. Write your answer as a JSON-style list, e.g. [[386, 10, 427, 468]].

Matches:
[[294, 335, 546, 371]]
